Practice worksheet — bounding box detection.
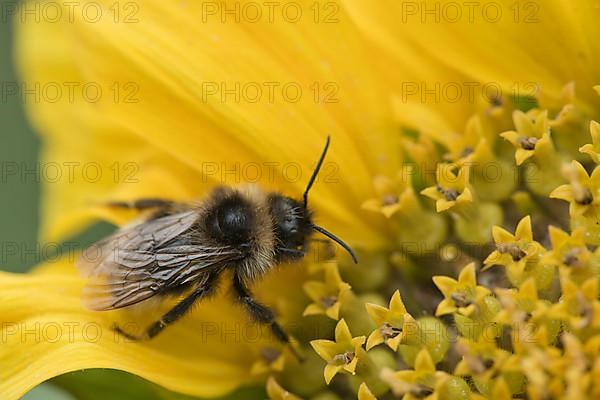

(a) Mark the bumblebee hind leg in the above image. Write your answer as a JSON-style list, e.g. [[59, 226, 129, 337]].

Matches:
[[113, 271, 219, 340], [233, 273, 304, 361]]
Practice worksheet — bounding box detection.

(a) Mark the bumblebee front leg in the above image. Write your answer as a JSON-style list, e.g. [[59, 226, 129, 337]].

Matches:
[[114, 273, 219, 340], [233, 274, 303, 360]]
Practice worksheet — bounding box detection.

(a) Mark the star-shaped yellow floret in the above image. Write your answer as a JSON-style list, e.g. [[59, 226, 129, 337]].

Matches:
[[494, 278, 546, 324], [501, 110, 552, 165], [362, 173, 420, 219], [365, 290, 413, 351], [310, 319, 366, 384], [421, 164, 473, 212], [454, 336, 517, 388], [250, 346, 286, 376], [553, 271, 600, 331], [483, 216, 553, 288], [444, 115, 494, 167], [303, 264, 352, 320], [484, 215, 540, 267], [495, 279, 561, 353], [379, 349, 453, 400], [579, 120, 600, 164], [550, 160, 600, 218], [544, 226, 598, 283], [433, 263, 490, 317]]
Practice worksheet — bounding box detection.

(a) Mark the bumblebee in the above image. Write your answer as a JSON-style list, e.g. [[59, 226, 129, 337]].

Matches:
[[79, 137, 356, 349]]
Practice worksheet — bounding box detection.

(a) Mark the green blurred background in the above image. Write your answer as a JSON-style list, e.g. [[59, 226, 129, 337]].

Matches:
[[0, 0, 40, 273]]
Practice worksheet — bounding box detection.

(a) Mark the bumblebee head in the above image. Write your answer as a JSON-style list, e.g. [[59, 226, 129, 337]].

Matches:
[[269, 195, 312, 261], [270, 136, 357, 264]]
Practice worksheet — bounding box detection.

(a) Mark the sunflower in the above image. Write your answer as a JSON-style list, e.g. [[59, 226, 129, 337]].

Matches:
[[3, 0, 600, 399]]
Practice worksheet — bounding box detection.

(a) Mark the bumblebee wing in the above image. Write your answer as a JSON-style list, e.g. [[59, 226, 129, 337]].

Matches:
[[78, 210, 241, 310]]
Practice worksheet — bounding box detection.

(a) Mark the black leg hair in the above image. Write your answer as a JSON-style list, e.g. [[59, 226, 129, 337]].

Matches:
[[233, 273, 284, 338], [233, 274, 304, 362], [113, 272, 219, 340], [233, 273, 304, 360]]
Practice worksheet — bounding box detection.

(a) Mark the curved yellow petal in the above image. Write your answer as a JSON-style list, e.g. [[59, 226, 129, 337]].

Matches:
[[366, 330, 384, 351], [16, 0, 400, 248], [0, 266, 253, 399], [343, 2, 486, 141], [358, 382, 377, 400], [344, 0, 600, 113], [324, 364, 343, 384], [432, 276, 457, 296], [0, 256, 312, 400]]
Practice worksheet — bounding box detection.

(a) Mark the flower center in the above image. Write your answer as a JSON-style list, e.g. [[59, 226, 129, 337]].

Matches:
[[380, 322, 402, 340], [467, 356, 495, 374], [451, 292, 472, 308], [518, 136, 538, 150], [410, 384, 434, 398], [460, 147, 474, 158], [576, 293, 593, 327], [573, 185, 593, 205], [331, 351, 354, 366], [382, 194, 399, 206], [562, 248, 582, 267], [496, 242, 526, 261], [436, 184, 459, 201], [320, 295, 338, 309], [260, 347, 281, 364]]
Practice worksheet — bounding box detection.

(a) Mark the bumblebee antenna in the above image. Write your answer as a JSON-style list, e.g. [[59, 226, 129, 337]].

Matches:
[[311, 224, 358, 264], [303, 136, 330, 208]]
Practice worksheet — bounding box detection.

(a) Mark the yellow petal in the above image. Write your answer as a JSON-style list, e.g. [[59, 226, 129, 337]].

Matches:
[[266, 376, 301, 400], [389, 290, 407, 314], [590, 120, 600, 145], [344, 0, 600, 111], [365, 303, 389, 325], [435, 299, 457, 317], [432, 276, 457, 296], [303, 303, 326, 317], [310, 340, 339, 361], [16, 0, 399, 248], [0, 262, 266, 399], [436, 199, 456, 213], [491, 378, 512, 400], [303, 281, 328, 302], [457, 263, 477, 286], [324, 303, 342, 321], [548, 225, 569, 248], [491, 226, 515, 244], [514, 216, 533, 242], [549, 185, 574, 202], [515, 148, 534, 166], [366, 330, 384, 351], [334, 319, 353, 343], [324, 364, 343, 384], [421, 186, 442, 201], [414, 348, 436, 374], [358, 382, 377, 400], [343, 2, 491, 141]]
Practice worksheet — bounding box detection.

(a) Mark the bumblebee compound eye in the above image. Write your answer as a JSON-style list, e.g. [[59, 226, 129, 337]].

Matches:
[[211, 198, 253, 245], [268, 195, 312, 251]]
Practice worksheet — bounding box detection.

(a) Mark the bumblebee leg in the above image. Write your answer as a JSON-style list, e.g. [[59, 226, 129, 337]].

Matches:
[[114, 273, 218, 340], [233, 274, 303, 361], [105, 198, 175, 211]]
